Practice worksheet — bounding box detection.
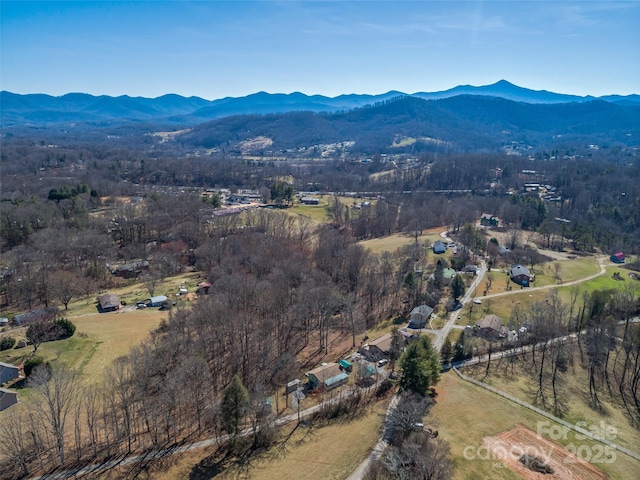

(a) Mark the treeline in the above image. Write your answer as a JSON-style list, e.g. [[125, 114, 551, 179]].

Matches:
[[464, 288, 640, 424]]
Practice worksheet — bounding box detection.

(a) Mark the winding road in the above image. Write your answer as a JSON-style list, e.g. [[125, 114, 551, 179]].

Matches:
[[347, 237, 614, 480]]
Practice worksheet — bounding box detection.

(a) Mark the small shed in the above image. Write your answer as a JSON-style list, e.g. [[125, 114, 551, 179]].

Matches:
[[98, 293, 121, 312], [197, 281, 212, 295], [148, 295, 168, 307], [358, 363, 377, 379], [285, 379, 301, 394], [610, 252, 625, 264], [0, 387, 18, 411], [0, 362, 20, 385], [338, 359, 353, 372]]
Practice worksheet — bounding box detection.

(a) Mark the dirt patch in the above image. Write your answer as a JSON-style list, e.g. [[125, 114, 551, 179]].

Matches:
[[483, 424, 609, 480]]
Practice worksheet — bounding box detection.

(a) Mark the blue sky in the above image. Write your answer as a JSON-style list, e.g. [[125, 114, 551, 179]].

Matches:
[[1, 1, 639, 99]]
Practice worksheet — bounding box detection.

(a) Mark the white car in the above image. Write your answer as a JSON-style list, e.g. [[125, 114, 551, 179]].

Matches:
[[377, 358, 389, 367]]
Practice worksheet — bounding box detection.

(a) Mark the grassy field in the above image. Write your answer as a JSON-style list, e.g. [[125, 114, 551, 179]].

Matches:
[[102, 401, 388, 480], [289, 202, 331, 222], [461, 351, 640, 457], [288, 195, 378, 223], [2, 310, 165, 382], [480, 257, 602, 297], [358, 232, 444, 255], [571, 265, 639, 294], [458, 260, 635, 328], [429, 372, 640, 480]]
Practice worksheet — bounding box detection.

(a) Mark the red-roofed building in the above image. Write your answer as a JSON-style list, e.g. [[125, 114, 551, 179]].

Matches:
[[610, 252, 625, 264]]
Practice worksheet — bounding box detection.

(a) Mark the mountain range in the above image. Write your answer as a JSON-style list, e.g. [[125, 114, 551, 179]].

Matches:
[[2, 80, 639, 128], [180, 95, 640, 153]]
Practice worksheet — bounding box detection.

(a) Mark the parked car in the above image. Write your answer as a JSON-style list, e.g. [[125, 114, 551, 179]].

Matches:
[[377, 358, 389, 367]]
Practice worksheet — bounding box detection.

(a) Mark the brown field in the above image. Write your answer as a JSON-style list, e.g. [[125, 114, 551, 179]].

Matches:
[[94, 401, 388, 480], [429, 372, 639, 480], [462, 349, 640, 455], [483, 424, 609, 480]]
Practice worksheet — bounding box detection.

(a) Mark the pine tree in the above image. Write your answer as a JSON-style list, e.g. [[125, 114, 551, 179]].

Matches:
[[221, 375, 250, 435], [398, 336, 440, 396], [450, 274, 466, 300]]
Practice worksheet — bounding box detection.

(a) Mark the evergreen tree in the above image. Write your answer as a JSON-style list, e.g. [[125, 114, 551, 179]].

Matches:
[[221, 375, 250, 435], [398, 336, 440, 396], [433, 260, 444, 290], [388, 327, 403, 373], [450, 274, 466, 300], [440, 337, 453, 365]]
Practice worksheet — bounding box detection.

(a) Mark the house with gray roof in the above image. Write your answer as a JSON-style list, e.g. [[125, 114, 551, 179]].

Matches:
[[408, 305, 434, 329]]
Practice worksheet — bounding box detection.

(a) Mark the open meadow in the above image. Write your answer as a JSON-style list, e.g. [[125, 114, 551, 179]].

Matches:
[[1, 310, 165, 383], [461, 351, 640, 455], [429, 372, 640, 480], [358, 229, 446, 255]]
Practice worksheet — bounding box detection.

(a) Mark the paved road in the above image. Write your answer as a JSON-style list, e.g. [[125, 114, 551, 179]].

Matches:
[[434, 261, 486, 351], [347, 241, 613, 480]]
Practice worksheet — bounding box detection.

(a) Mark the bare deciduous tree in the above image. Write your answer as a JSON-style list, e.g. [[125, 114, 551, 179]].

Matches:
[[28, 364, 80, 466]]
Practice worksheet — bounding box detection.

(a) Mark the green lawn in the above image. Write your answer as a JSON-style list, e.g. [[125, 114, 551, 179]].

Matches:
[[2, 310, 165, 383], [358, 232, 446, 256], [289, 203, 330, 222]]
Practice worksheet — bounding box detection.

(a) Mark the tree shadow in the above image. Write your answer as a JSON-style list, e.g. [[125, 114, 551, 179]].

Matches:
[[189, 447, 227, 480]]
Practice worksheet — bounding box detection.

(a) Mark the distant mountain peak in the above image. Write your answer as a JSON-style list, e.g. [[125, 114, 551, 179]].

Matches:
[[2, 81, 638, 128]]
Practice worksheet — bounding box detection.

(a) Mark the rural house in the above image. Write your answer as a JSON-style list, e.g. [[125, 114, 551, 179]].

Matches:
[[408, 305, 434, 329], [306, 363, 348, 391], [475, 315, 506, 340], [0, 362, 20, 385], [112, 260, 149, 279], [300, 197, 319, 205], [610, 252, 625, 264], [480, 213, 499, 227], [13, 308, 56, 326], [368, 333, 393, 359], [432, 240, 446, 254], [98, 293, 121, 312], [0, 387, 18, 411], [509, 264, 532, 286]]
